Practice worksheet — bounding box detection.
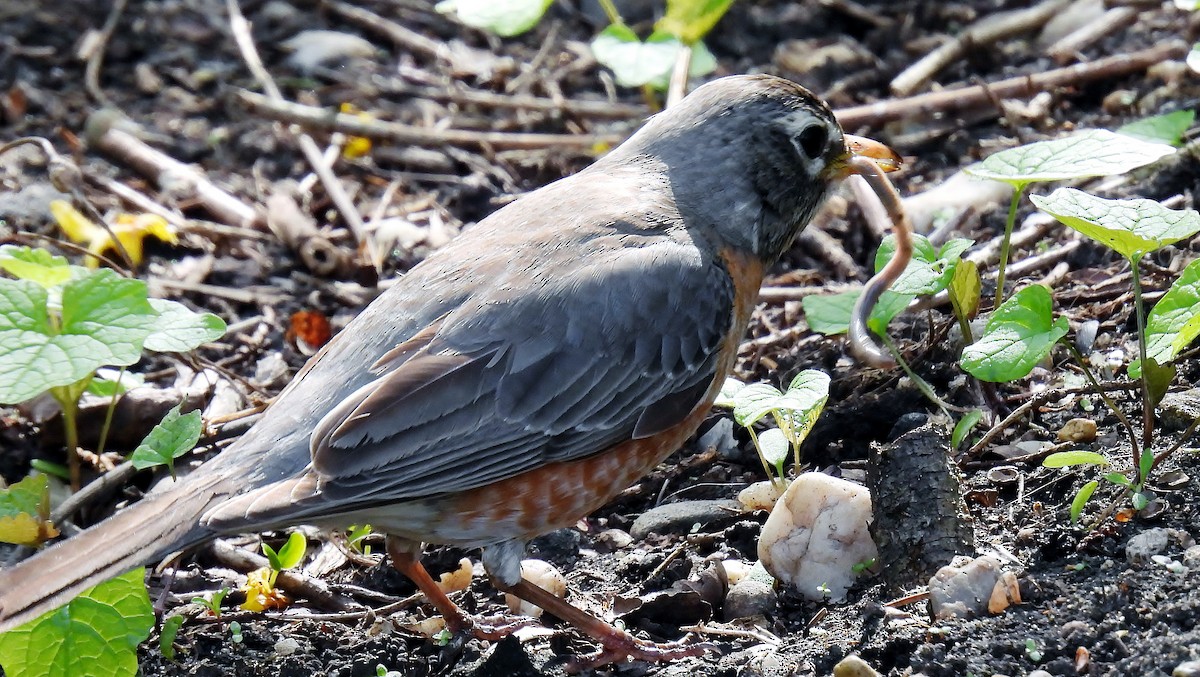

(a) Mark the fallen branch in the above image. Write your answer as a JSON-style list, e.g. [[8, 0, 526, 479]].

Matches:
[[835, 41, 1188, 131]]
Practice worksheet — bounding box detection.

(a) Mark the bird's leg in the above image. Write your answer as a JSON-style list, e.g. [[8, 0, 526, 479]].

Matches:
[[385, 536, 534, 641], [493, 578, 714, 672]]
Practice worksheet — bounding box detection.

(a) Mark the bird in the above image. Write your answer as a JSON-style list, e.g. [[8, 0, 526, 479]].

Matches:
[[0, 74, 899, 669]]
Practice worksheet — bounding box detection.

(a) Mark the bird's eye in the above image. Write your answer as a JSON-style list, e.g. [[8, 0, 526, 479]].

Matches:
[[796, 124, 829, 160]]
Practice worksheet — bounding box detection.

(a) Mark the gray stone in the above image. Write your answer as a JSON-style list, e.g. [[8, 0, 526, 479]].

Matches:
[[723, 579, 776, 620], [630, 500, 742, 540], [1174, 660, 1200, 677], [1127, 527, 1171, 564], [928, 555, 1003, 619]]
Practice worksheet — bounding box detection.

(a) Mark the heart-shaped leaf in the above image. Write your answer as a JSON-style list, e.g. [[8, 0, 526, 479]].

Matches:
[[1030, 188, 1200, 260], [964, 129, 1174, 188], [1144, 257, 1200, 365], [961, 285, 1068, 382], [1117, 110, 1195, 148], [144, 299, 226, 353]]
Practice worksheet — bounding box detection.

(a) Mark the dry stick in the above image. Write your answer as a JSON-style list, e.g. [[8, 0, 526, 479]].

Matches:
[[891, 0, 1071, 95], [324, 0, 454, 63], [208, 539, 359, 613], [85, 112, 261, 229], [1045, 6, 1138, 64], [236, 90, 626, 150], [81, 0, 128, 107], [90, 175, 273, 242], [321, 72, 646, 118], [225, 0, 371, 262], [666, 44, 693, 109], [836, 41, 1188, 131], [846, 156, 914, 369], [964, 383, 1140, 458]]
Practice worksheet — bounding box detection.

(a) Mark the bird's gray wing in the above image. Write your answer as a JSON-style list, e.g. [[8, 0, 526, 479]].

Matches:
[[298, 230, 735, 508]]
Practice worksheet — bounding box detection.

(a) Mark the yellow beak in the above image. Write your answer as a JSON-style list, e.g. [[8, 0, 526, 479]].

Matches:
[[826, 134, 903, 178]]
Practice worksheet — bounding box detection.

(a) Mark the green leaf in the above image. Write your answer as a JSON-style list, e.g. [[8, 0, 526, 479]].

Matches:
[[802, 291, 857, 335], [948, 259, 982, 320], [1132, 491, 1151, 510], [143, 299, 226, 352], [731, 382, 784, 427], [1117, 110, 1195, 147], [0, 474, 58, 546], [1145, 258, 1200, 365], [1043, 450, 1110, 468], [656, 0, 735, 44], [713, 377, 745, 408], [1103, 472, 1132, 487], [159, 614, 184, 661], [960, 285, 1069, 382], [86, 368, 144, 397], [964, 129, 1174, 188], [434, 0, 553, 36], [129, 404, 203, 476], [873, 235, 973, 296], [590, 26, 682, 88], [1030, 188, 1200, 260], [1139, 448, 1155, 483], [1142, 358, 1176, 408], [777, 369, 830, 444], [951, 409, 984, 449], [757, 427, 789, 468], [274, 531, 307, 570], [0, 245, 73, 289], [0, 568, 152, 677], [1070, 480, 1098, 524], [867, 291, 915, 335]]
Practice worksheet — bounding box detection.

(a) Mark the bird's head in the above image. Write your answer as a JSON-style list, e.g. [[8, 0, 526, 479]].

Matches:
[[614, 75, 899, 261]]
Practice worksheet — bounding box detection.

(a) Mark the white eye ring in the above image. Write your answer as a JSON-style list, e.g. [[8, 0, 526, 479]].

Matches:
[[795, 124, 829, 160]]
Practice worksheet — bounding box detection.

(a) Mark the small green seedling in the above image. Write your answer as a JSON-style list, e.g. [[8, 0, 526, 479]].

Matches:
[[228, 621, 243, 645], [0, 245, 225, 487], [0, 568, 153, 677], [951, 409, 984, 450], [715, 370, 830, 492], [191, 588, 230, 617], [1025, 638, 1043, 662], [262, 531, 308, 588], [1030, 188, 1200, 456], [159, 614, 185, 661], [129, 404, 204, 480], [348, 524, 375, 556], [1043, 448, 1156, 523], [964, 130, 1174, 308]]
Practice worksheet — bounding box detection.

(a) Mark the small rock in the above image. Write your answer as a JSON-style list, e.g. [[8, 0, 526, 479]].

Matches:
[[722, 559, 751, 585], [758, 473, 877, 602], [1057, 418, 1097, 442], [699, 417, 740, 460], [929, 555, 1006, 619], [274, 637, 301, 655], [1028, 671, 1054, 677], [723, 579, 776, 620], [630, 499, 742, 539], [504, 560, 565, 618], [253, 352, 290, 387], [280, 30, 377, 72], [1126, 527, 1171, 563], [1174, 660, 1200, 677], [738, 480, 782, 511], [1160, 389, 1200, 430], [592, 528, 633, 553], [832, 654, 881, 677]]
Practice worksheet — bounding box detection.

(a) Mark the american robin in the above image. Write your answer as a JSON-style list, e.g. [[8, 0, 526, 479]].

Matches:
[[0, 75, 900, 668]]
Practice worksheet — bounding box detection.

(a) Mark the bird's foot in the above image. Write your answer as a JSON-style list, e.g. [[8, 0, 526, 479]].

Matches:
[[565, 630, 715, 673], [447, 611, 540, 642]]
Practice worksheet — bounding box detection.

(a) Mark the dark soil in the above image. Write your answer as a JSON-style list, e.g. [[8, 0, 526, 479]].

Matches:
[[2, 1, 1200, 676]]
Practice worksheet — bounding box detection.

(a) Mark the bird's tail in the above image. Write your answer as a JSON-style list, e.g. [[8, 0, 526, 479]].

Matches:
[[0, 470, 230, 633]]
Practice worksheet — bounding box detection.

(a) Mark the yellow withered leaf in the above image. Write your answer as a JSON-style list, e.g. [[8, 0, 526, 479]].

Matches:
[[50, 200, 177, 268]]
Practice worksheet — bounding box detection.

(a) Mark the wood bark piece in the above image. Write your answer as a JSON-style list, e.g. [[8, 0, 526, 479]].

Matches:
[[867, 422, 974, 593], [1045, 6, 1138, 64]]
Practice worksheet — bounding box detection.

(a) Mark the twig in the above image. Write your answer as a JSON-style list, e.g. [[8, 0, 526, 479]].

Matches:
[[964, 383, 1140, 458], [225, 0, 371, 264], [666, 43, 692, 109], [757, 281, 863, 302], [208, 539, 359, 612], [835, 41, 1189, 131], [797, 227, 863, 280], [81, 0, 128, 106], [85, 112, 261, 229], [235, 89, 625, 150], [1045, 7, 1138, 64], [891, 0, 1071, 95], [50, 461, 139, 525]]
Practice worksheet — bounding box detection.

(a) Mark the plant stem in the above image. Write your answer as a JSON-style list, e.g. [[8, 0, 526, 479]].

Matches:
[[95, 367, 125, 457], [746, 426, 784, 493], [56, 392, 81, 492], [994, 183, 1026, 309], [882, 335, 954, 416], [1064, 341, 1139, 457], [596, 0, 624, 26], [1130, 259, 1154, 455]]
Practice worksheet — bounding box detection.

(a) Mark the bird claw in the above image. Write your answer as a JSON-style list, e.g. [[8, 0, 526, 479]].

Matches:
[[564, 633, 716, 673]]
